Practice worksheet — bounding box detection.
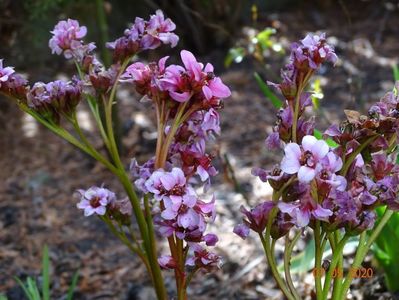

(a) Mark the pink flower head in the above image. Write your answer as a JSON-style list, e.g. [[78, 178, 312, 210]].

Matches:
[[145, 167, 189, 202], [278, 195, 332, 227], [281, 135, 329, 182], [0, 59, 15, 87], [234, 201, 275, 237], [291, 33, 337, 70], [76, 186, 116, 217], [143, 10, 179, 49], [161, 50, 231, 103], [107, 10, 178, 61], [186, 244, 221, 270], [121, 56, 168, 97], [318, 152, 347, 191], [49, 19, 88, 59]]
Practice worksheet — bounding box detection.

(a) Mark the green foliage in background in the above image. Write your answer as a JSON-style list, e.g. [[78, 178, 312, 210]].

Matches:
[[10, 246, 79, 300], [372, 207, 399, 292]]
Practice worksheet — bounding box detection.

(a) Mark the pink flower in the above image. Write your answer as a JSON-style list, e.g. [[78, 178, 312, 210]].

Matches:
[[0, 60, 15, 87], [281, 135, 329, 182], [278, 196, 332, 227], [76, 186, 116, 217], [49, 19, 88, 59], [160, 50, 231, 103], [318, 152, 347, 191], [186, 244, 221, 269]]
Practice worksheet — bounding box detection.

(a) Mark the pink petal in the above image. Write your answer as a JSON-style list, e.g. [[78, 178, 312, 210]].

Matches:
[[298, 166, 316, 182], [294, 209, 311, 227], [313, 205, 333, 220], [202, 85, 213, 100], [180, 50, 202, 81], [160, 174, 176, 190], [169, 91, 191, 102], [301, 135, 318, 152], [311, 140, 329, 160], [208, 77, 231, 98]]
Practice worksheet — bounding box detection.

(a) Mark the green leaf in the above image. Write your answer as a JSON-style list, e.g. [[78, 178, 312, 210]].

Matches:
[[254, 72, 283, 108], [314, 129, 338, 148], [27, 277, 41, 300], [256, 28, 276, 50], [372, 206, 399, 292], [393, 64, 399, 81], [42, 245, 50, 300], [66, 271, 79, 300], [224, 47, 246, 68], [0, 295, 8, 300], [14, 277, 35, 300]]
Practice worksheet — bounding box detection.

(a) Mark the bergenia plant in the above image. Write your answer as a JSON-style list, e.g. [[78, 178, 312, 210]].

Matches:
[[234, 33, 399, 299], [1, 10, 230, 299]]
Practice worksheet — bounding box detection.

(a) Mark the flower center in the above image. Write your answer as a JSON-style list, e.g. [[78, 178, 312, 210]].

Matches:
[[169, 185, 185, 196], [90, 196, 102, 208], [300, 150, 316, 168]]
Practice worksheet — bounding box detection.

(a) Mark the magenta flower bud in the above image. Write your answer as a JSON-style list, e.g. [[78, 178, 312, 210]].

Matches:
[[233, 223, 250, 240], [203, 233, 218, 246], [238, 201, 275, 234], [158, 255, 177, 270]]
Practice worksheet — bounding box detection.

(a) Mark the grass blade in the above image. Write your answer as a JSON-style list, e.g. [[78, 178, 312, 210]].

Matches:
[[66, 271, 79, 300], [42, 245, 50, 300], [14, 277, 34, 300], [254, 72, 283, 108]]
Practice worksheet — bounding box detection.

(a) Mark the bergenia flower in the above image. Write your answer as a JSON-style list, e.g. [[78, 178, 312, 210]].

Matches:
[[0, 59, 15, 87], [107, 10, 178, 61], [281, 135, 329, 182], [278, 195, 332, 227], [318, 152, 347, 191], [291, 33, 338, 69], [160, 50, 231, 103], [49, 19, 88, 59], [77, 186, 116, 216], [186, 244, 221, 270]]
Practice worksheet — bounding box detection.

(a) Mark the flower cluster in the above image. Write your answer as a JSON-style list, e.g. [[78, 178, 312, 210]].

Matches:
[[107, 10, 178, 62], [266, 34, 337, 148], [129, 50, 230, 271], [49, 19, 95, 61], [0, 60, 28, 99], [27, 79, 83, 122], [236, 33, 399, 242]]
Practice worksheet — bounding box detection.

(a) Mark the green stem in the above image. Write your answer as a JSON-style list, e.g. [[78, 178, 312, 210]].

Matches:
[[339, 209, 393, 299], [314, 222, 323, 299], [331, 231, 343, 299], [143, 195, 168, 300], [259, 232, 295, 300], [284, 232, 301, 300], [322, 235, 349, 300], [69, 112, 118, 173], [156, 102, 188, 169]]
